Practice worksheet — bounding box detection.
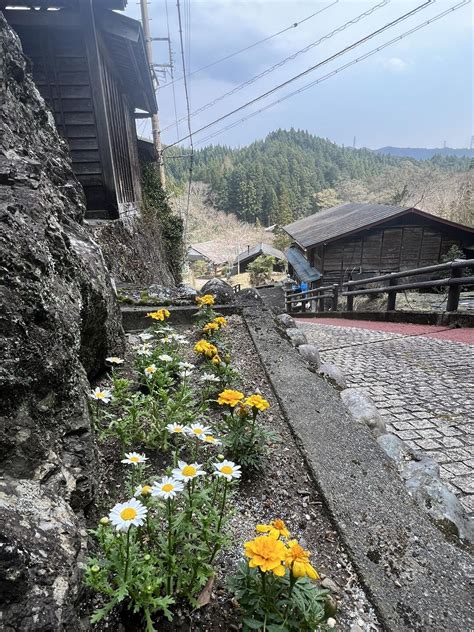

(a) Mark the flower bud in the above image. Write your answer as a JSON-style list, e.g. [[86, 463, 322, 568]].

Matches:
[[144, 554, 151, 561], [90, 565, 100, 574], [217, 454, 225, 461], [99, 517, 109, 525]]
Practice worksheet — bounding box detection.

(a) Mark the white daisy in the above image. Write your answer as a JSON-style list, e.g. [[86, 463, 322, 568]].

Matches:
[[121, 452, 148, 465], [90, 387, 112, 403], [151, 476, 184, 499], [178, 361, 195, 371], [138, 332, 154, 341], [170, 334, 188, 344], [137, 346, 153, 357], [108, 498, 148, 531], [166, 423, 187, 434], [180, 369, 193, 379], [172, 460, 206, 482], [200, 434, 222, 446], [105, 356, 124, 365], [200, 373, 221, 384], [134, 484, 153, 497], [213, 460, 241, 481], [186, 422, 211, 438], [158, 354, 173, 363], [144, 364, 157, 378]]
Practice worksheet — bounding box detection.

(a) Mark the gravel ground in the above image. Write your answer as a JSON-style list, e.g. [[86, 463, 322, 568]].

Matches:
[[84, 314, 381, 631]]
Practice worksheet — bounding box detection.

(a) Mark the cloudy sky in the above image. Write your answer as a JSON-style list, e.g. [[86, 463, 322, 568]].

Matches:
[[126, 0, 473, 150]]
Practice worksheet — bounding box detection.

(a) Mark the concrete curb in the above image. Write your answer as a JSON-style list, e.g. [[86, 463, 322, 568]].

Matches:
[[242, 304, 473, 632]]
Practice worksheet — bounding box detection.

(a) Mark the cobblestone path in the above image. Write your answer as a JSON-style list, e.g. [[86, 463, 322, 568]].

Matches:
[[297, 319, 474, 516]]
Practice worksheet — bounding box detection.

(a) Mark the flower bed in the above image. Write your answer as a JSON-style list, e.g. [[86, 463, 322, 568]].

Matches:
[[84, 296, 380, 631]]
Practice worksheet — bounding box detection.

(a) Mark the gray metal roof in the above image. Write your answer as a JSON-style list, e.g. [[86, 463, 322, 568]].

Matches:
[[284, 203, 474, 249], [285, 247, 321, 283], [284, 203, 416, 248], [235, 243, 285, 264]]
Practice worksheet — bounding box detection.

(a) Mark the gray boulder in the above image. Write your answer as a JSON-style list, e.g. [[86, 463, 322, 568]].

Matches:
[[0, 16, 123, 627], [276, 313, 296, 329], [377, 433, 415, 469], [0, 478, 87, 631], [177, 284, 197, 300], [401, 460, 473, 543], [235, 287, 263, 306], [340, 388, 386, 436], [319, 363, 347, 389], [286, 327, 308, 347], [200, 277, 235, 304], [298, 344, 321, 368]]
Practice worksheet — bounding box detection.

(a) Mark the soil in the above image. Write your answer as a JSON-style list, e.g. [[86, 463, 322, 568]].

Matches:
[[82, 315, 381, 631]]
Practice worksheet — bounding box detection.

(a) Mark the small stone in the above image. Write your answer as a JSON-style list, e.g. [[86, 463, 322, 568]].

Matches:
[[285, 327, 308, 347], [298, 344, 321, 368], [321, 577, 340, 593], [276, 313, 296, 329], [340, 388, 386, 437], [319, 363, 347, 389]]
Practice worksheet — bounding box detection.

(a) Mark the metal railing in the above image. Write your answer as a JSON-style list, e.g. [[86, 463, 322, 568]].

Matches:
[[285, 259, 474, 314]]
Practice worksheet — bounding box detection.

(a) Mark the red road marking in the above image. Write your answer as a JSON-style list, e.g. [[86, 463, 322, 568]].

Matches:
[[295, 317, 474, 345]]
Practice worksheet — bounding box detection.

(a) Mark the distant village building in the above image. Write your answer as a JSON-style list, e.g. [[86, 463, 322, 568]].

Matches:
[[284, 203, 474, 287], [234, 243, 286, 273], [2, 0, 157, 219], [187, 241, 236, 275]]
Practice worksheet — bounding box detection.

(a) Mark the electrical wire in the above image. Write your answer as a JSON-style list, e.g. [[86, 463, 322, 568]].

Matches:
[[160, 0, 390, 134], [176, 0, 194, 250], [164, 0, 436, 150], [159, 1, 340, 90], [165, 0, 180, 142], [193, 0, 470, 148]]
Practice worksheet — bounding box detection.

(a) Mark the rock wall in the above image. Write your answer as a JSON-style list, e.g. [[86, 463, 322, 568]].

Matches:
[[0, 15, 124, 629], [87, 214, 175, 286]]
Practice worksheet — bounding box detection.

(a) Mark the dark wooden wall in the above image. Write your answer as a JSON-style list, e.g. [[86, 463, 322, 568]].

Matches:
[[310, 214, 464, 285], [15, 24, 109, 211]]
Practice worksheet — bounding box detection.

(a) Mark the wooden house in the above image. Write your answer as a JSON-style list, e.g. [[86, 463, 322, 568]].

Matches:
[[234, 243, 286, 273], [2, 0, 157, 219], [283, 203, 474, 287]]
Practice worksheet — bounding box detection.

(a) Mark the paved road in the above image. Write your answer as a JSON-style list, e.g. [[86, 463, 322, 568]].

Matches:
[[297, 318, 474, 516]]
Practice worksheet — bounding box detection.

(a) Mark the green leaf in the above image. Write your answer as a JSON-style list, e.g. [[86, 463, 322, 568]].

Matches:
[[243, 618, 265, 630]]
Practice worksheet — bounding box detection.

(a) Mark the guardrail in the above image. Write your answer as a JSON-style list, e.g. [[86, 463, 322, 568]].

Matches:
[[285, 259, 474, 314]]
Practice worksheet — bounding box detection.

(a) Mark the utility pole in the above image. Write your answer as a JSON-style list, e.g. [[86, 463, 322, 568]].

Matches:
[[139, 0, 166, 188]]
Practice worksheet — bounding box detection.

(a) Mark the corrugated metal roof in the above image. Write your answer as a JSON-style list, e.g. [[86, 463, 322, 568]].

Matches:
[[284, 203, 415, 248], [235, 242, 285, 264], [285, 247, 321, 283]]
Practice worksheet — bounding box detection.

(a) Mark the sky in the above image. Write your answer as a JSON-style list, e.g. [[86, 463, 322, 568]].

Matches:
[[126, 0, 473, 150]]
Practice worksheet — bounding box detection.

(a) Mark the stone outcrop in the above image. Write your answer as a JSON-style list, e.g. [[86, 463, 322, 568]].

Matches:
[[0, 16, 124, 629], [87, 215, 176, 287], [200, 277, 235, 304]]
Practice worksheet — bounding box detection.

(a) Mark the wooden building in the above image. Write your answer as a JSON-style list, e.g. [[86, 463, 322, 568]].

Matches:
[[284, 203, 474, 286], [2, 0, 157, 219], [234, 243, 286, 273]]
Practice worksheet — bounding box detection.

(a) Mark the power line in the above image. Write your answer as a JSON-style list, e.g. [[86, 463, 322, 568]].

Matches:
[[193, 0, 470, 148], [176, 0, 194, 251], [163, 0, 435, 150], [159, 1, 340, 90], [161, 0, 390, 134], [165, 0, 180, 142]]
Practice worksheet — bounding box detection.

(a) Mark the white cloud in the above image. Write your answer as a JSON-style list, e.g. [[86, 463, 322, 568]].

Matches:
[[384, 57, 409, 73]]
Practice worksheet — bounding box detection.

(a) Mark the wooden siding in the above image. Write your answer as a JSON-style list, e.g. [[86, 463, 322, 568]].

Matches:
[[15, 25, 107, 210], [312, 215, 464, 286]]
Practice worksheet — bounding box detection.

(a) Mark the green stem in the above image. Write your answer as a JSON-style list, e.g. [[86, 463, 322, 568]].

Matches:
[[209, 479, 227, 563], [123, 528, 131, 581], [167, 498, 173, 594]]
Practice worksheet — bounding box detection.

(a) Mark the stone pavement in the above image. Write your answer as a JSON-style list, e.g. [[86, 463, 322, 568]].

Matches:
[[297, 318, 474, 516]]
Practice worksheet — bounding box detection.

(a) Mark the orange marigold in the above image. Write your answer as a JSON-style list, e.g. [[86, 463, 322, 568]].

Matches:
[[146, 308, 170, 321], [245, 394, 270, 412], [244, 535, 287, 576], [285, 540, 319, 580], [217, 389, 244, 407]]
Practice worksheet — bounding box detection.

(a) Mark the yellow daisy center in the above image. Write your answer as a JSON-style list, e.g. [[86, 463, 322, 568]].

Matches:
[[120, 507, 137, 521], [130, 456, 140, 463], [97, 392, 105, 399], [162, 483, 174, 492], [204, 435, 215, 442], [182, 465, 197, 477], [141, 485, 152, 495], [174, 427, 183, 432], [193, 428, 204, 435], [220, 465, 233, 475]]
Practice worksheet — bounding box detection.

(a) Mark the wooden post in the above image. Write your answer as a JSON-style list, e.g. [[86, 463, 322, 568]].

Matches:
[[346, 293, 353, 311], [285, 291, 291, 313], [319, 294, 325, 312], [446, 266, 462, 312], [332, 284, 339, 311], [386, 276, 398, 311]]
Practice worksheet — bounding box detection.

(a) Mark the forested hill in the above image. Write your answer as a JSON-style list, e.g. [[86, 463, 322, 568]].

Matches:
[[164, 129, 471, 227]]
